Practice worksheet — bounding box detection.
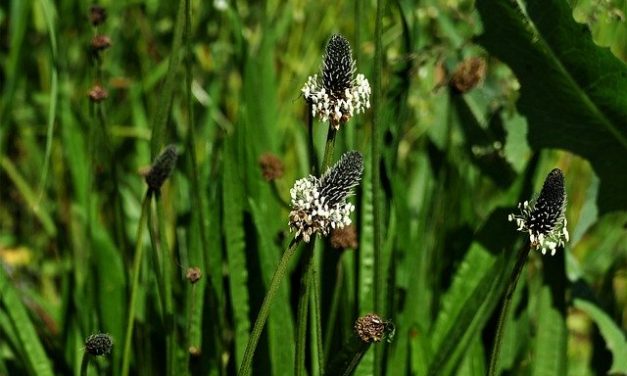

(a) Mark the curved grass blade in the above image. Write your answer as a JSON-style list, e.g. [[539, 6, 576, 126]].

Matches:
[[0, 268, 54, 376]]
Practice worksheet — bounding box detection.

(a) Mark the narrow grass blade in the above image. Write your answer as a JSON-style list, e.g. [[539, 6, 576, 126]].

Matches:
[[0, 268, 54, 376], [223, 137, 250, 369]]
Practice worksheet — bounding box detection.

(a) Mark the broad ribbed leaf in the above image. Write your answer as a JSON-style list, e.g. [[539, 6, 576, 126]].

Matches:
[[574, 299, 627, 374], [476, 0, 627, 213]]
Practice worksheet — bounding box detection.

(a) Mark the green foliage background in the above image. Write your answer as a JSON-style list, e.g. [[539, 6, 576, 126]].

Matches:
[[0, 0, 626, 375]]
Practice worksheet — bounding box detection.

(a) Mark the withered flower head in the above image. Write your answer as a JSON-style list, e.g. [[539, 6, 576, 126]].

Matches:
[[354, 313, 394, 343], [450, 57, 487, 94], [508, 168, 569, 255], [330, 225, 358, 249], [302, 34, 371, 129], [88, 85, 108, 102], [89, 5, 107, 26], [85, 333, 113, 356], [258, 153, 284, 181], [186, 267, 202, 284], [91, 35, 112, 51]]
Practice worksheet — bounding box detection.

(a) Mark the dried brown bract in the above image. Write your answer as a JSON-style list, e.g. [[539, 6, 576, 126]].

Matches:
[[88, 85, 108, 102], [259, 153, 284, 181], [450, 57, 487, 94], [330, 225, 358, 249]]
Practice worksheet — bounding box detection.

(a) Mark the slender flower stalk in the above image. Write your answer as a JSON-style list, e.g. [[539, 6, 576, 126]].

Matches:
[[238, 238, 300, 376], [302, 34, 371, 129], [489, 168, 568, 376]]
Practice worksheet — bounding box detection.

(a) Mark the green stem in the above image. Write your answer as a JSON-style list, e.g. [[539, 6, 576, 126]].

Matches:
[[147, 202, 167, 314], [310, 253, 324, 375], [320, 126, 337, 172], [121, 193, 151, 376], [324, 333, 371, 376], [79, 353, 90, 376], [299, 123, 337, 375], [295, 245, 313, 376], [323, 259, 344, 361], [307, 105, 319, 175], [155, 196, 175, 376], [237, 238, 300, 376], [488, 244, 530, 376]]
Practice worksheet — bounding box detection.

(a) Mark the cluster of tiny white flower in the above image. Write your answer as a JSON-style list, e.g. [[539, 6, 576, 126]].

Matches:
[[302, 73, 371, 129], [288, 175, 355, 243], [508, 200, 569, 256]]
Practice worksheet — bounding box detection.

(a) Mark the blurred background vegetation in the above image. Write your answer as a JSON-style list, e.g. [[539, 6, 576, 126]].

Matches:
[[0, 0, 626, 375]]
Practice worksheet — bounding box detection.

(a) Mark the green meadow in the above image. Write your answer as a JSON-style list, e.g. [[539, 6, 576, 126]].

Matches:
[[1, 0, 626, 375]]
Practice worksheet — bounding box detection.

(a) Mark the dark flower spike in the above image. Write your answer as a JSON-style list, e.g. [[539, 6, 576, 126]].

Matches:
[[289, 151, 364, 242], [146, 144, 178, 192], [318, 151, 364, 206], [85, 333, 113, 356], [302, 34, 371, 129], [508, 168, 569, 255], [323, 34, 355, 95]]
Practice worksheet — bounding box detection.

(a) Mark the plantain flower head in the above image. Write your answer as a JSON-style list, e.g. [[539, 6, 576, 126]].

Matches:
[[508, 168, 569, 255], [289, 151, 364, 242], [302, 34, 371, 129]]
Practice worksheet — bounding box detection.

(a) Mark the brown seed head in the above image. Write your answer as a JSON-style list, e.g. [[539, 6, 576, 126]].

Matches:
[[91, 35, 112, 51], [186, 267, 202, 284], [89, 5, 107, 26], [88, 85, 108, 102], [354, 313, 386, 343], [450, 57, 487, 94], [330, 225, 358, 249], [259, 153, 284, 181]]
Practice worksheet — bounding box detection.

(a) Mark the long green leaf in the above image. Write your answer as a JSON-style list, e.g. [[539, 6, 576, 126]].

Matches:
[[223, 137, 250, 369], [0, 268, 54, 376], [531, 254, 567, 376]]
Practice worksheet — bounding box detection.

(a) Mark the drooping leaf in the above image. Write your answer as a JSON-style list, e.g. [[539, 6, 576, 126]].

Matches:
[[476, 0, 627, 213], [574, 299, 627, 374]]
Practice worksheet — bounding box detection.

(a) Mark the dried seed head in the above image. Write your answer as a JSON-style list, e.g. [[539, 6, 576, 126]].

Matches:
[[330, 225, 358, 249], [354, 314, 391, 343], [89, 5, 107, 26], [88, 85, 108, 102], [91, 35, 112, 51], [450, 57, 487, 94], [258, 153, 285, 181], [145, 145, 178, 192], [85, 333, 113, 356], [186, 267, 202, 284], [508, 168, 569, 255], [288, 151, 363, 243]]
